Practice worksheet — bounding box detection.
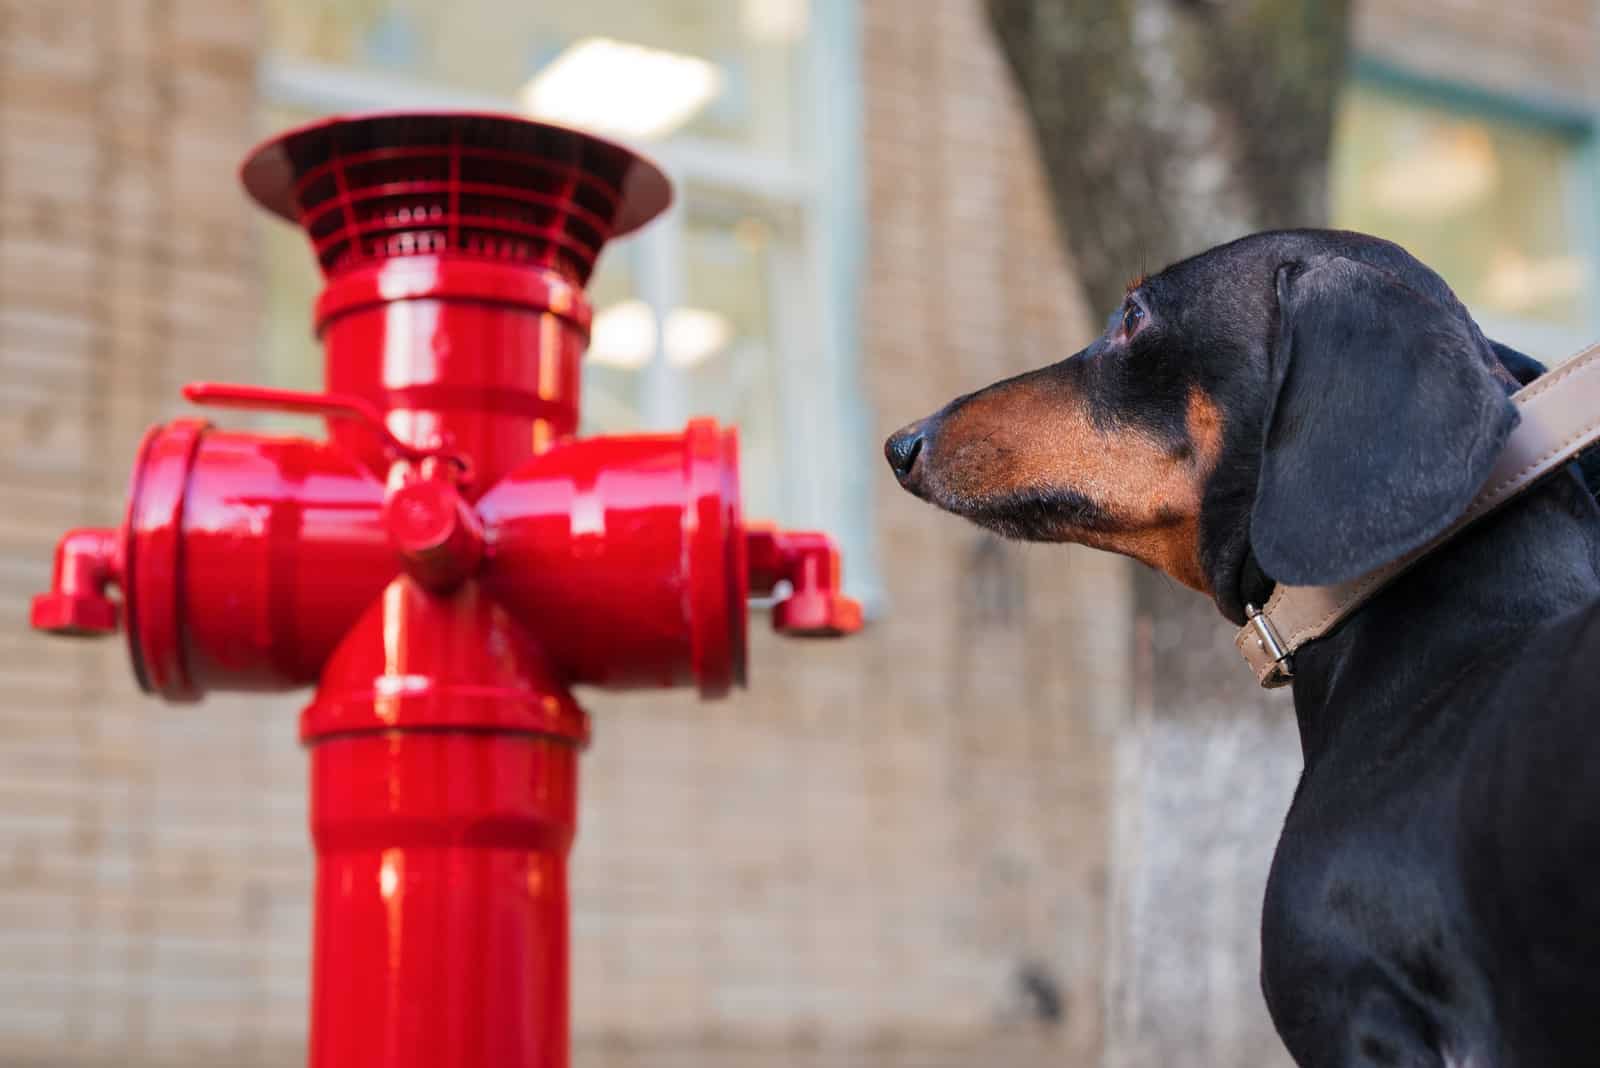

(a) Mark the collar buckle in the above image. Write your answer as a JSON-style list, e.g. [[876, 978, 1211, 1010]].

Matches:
[[1246, 603, 1294, 687]]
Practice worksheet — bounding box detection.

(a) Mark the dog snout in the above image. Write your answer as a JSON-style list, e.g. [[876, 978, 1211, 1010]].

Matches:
[[885, 422, 927, 490]]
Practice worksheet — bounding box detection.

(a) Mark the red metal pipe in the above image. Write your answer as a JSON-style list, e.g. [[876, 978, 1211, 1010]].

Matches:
[[476, 420, 750, 695], [30, 527, 121, 635], [120, 423, 393, 700], [315, 257, 593, 489], [302, 577, 587, 1068], [29, 111, 863, 1068], [746, 526, 864, 637]]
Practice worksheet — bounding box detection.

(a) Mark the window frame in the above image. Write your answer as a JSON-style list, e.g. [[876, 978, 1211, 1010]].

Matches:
[[1339, 54, 1600, 364], [256, 0, 882, 610]]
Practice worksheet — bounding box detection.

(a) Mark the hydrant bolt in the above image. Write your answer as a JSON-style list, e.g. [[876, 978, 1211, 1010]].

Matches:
[[385, 476, 485, 593]]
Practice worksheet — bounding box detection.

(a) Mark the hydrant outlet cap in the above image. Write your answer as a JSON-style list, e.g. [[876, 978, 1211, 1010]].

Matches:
[[772, 592, 864, 638], [30, 592, 119, 636]]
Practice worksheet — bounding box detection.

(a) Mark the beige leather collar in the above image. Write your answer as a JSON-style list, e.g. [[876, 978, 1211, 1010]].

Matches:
[[1237, 340, 1600, 688]]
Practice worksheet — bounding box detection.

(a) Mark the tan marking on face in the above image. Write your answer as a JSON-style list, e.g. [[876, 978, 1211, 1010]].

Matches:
[[924, 382, 1224, 593]]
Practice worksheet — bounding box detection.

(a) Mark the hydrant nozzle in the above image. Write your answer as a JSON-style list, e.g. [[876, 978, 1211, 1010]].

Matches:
[[31, 527, 122, 636]]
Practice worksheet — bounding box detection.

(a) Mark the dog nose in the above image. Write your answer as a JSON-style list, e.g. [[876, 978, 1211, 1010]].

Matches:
[[885, 423, 925, 484]]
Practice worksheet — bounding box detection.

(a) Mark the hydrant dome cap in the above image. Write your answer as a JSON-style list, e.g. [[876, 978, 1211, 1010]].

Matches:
[[239, 110, 673, 283]]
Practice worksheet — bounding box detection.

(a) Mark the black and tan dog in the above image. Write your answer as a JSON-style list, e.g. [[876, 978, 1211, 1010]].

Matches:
[[885, 230, 1600, 1068]]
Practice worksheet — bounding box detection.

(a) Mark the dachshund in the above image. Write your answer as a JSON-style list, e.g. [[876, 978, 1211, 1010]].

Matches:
[[885, 229, 1600, 1068]]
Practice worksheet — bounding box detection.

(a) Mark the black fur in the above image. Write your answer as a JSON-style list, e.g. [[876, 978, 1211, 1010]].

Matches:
[[886, 229, 1600, 1068]]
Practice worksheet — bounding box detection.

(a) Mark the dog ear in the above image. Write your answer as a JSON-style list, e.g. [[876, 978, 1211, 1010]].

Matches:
[[1250, 257, 1520, 587]]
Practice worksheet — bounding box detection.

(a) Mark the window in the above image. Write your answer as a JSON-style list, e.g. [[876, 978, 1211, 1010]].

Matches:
[[258, 0, 878, 604], [266, 0, 809, 158], [1332, 62, 1600, 361]]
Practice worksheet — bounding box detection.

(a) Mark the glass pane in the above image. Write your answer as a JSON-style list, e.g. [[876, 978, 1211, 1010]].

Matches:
[[264, 0, 809, 158], [577, 250, 646, 436], [680, 207, 784, 522], [260, 105, 328, 434], [1332, 84, 1594, 331], [262, 206, 323, 393]]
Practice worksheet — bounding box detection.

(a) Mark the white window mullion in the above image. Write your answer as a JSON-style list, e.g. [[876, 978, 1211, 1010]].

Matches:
[[800, 0, 880, 608], [637, 200, 688, 431], [765, 221, 814, 527]]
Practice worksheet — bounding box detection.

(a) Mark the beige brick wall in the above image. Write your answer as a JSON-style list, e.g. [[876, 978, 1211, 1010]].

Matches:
[[0, 1, 311, 1066], [1, 2, 1597, 1067]]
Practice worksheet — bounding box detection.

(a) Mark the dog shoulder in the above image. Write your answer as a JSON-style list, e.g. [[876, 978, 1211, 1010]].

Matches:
[[1455, 598, 1600, 1002]]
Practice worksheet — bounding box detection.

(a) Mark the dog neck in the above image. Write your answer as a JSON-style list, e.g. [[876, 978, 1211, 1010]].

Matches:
[[1286, 471, 1600, 762]]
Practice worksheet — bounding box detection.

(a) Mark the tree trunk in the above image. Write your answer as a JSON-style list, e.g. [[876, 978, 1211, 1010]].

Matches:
[[985, 0, 1351, 313], [982, 3, 1353, 1065]]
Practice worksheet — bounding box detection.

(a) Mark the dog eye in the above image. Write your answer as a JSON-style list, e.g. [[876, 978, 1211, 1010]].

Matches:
[[1121, 301, 1146, 337]]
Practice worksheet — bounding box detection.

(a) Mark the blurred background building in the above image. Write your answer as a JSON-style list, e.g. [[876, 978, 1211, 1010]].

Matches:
[[1, 1, 1596, 1065]]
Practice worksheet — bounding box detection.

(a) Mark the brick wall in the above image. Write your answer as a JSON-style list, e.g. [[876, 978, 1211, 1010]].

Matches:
[[1, 2, 1597, 1067], [0, 1, 311, 1065]]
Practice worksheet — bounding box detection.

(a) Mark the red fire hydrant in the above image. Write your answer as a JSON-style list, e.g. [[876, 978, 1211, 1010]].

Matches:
[[29, 111, 861, 1068]]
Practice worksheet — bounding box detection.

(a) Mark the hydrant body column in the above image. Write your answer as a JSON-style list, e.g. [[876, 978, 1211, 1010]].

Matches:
[[303, 581, 587, 1068], [300, 246, 595, 1061], [316, 258, 590, 484], [283, 127, 604, 1066]]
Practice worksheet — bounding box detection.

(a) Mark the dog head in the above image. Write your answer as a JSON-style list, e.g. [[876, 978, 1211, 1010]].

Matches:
[[884, 230, 1522, 624]]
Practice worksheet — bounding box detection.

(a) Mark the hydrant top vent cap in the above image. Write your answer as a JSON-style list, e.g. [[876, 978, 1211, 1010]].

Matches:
[[241, 111, 672, 285]]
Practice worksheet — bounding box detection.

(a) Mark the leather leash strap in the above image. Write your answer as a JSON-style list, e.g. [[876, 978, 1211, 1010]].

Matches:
[[1237, 340, 1600, 688]]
